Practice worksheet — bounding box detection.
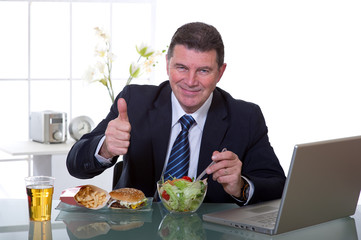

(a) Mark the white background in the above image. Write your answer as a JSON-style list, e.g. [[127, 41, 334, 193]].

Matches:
[[154, 0, 361, 172], [0, 0, 360, 200]]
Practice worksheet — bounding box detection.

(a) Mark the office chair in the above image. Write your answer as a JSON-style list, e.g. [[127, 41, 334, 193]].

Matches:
[[112, 161, 123, 189]]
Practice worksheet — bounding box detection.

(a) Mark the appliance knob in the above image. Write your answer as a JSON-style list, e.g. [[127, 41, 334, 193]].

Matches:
[[53, 131, 63, 140]]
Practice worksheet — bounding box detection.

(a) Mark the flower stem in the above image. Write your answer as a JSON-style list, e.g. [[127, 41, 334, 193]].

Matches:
[[126, 55, 142, 85], [106, 42, 115, 103]]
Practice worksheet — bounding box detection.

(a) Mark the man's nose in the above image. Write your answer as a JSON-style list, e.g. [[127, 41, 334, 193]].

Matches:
[[185, 71, 197, 85]]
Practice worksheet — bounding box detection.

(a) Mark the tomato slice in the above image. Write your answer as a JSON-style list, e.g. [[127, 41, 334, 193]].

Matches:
[[161, 190, 170, 201], [181, 176, 192, 182]]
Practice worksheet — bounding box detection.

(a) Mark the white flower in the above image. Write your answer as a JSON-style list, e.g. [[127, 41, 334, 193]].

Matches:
[[129, 62, 141, 78], [83, 26, 165, 103], [143, 50, 163, 73], [136, 43, 154, 58], [83, 66, 97, 84], [94, 27, 110, 41], [108, 52, 116, 62], [95, 47, 106, 58], [95, 61, 105, 74]]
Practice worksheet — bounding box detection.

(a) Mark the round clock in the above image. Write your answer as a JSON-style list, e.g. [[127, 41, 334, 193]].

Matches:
[[69, 116, 95, 141]]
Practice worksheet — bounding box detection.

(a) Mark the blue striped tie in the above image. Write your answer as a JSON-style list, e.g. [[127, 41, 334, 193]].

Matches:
[[164, 115, 195, 180]]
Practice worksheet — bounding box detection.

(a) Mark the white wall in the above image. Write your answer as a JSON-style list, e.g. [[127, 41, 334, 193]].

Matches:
[[154, 0, 361, 172], [1, 0, 360, 200]]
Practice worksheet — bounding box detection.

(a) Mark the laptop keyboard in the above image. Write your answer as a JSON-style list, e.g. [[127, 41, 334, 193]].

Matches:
[[247, 211, 278, 228]]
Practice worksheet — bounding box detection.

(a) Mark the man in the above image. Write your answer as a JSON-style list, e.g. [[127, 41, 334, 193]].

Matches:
[[67, 22, 285, 205]]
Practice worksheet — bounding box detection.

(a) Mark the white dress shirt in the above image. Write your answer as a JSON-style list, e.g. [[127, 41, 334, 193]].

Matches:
[[161, 92, 213, 179], [162, 92, 253, 204]]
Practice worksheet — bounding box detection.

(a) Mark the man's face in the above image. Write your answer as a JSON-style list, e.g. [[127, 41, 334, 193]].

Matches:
[[166, 45, 227, 113]]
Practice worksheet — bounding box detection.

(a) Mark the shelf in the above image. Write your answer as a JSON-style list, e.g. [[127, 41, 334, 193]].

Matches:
[[0, 140, 75, 156]]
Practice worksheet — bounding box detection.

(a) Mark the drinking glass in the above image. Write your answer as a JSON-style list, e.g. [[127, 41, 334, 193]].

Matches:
[[25, 176, 55, 221], [28, 220, 53, 240]]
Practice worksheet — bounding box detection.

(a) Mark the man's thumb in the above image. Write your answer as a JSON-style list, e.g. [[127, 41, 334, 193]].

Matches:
[[117, 98, 128, 121]]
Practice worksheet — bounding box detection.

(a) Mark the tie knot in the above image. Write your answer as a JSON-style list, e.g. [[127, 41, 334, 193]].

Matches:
[[179, 115, 195, 131]]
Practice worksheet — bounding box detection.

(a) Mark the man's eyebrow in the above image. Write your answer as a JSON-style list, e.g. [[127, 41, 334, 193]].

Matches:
[[174, 63, 186, 67], [198, 66, 213, 70], [172, 63, 214, 71]]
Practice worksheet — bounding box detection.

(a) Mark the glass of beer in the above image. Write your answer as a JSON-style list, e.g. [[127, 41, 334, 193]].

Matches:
[[28, 220, 53, 240], [25, 176, 55, 222]]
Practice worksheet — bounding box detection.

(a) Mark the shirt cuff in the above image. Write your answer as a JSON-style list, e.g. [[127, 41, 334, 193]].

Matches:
[[94, 136, 113, 166], [232, 176, 254, 205]]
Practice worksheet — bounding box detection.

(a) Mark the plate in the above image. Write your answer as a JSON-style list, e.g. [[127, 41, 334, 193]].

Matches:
[[55, 207, 153, 224], [56, 197, 153, 213]]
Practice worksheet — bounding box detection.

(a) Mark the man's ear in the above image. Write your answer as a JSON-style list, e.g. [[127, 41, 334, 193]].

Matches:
[[217, 63, 227, 83]]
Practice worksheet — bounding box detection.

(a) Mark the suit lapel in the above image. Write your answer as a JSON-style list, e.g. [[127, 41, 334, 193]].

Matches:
[[148, 85, 229, 180], [197, 89, 229, 175], [149, 84, 172, 181]]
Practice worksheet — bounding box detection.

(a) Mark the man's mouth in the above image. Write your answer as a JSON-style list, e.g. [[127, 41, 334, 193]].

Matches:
[[179, 86, 201, 95]]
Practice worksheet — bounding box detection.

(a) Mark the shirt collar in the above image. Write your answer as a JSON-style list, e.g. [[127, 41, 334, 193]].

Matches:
[[171, 92, 213, 131]]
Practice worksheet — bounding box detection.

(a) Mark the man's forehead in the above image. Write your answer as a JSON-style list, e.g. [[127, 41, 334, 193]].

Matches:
[[175, 44, 216, 55], [171, 45, 217, 61]]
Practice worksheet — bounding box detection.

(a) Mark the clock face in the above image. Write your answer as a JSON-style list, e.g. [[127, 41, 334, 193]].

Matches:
[[77, 121, 92, 135], [69, 116, 94, 141]]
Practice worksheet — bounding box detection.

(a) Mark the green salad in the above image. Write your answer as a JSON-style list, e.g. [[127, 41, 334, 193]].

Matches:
[[158, 213, 205, 239], [158, 177, 207, 212]]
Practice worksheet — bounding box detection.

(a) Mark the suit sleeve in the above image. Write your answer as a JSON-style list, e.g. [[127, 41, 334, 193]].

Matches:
[[241, 104, 286, 204], [66, 92, 124, 179], [66, 135, 118, 179]]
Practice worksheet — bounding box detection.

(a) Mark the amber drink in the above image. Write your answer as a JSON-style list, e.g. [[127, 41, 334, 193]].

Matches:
[[28, 220, 53, 240], [25, 176, 55, 221]]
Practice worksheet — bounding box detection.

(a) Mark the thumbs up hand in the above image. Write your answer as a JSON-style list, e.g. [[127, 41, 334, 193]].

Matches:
[[117, 97, 129, 122], [99, 98, 131, 159]]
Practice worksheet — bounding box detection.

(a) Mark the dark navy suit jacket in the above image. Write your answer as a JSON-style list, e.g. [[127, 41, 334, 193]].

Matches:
[[67, 81, 286, 204]]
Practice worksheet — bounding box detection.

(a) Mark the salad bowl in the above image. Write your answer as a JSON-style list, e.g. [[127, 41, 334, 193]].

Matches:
[[157, 177, 207, 213], [158, 213, 205, 239]]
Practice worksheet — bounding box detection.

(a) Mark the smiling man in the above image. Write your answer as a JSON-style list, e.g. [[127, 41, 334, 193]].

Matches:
[[167, 44, 226, 114], [67, 22, 286, 205]]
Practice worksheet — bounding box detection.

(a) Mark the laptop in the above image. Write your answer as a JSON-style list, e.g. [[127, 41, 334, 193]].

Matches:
[[202, 217, 357, 240], [203, 135, 361, 235]]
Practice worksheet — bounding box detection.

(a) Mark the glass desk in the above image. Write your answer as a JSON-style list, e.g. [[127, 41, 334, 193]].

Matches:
[[0, 199, 360, 240]]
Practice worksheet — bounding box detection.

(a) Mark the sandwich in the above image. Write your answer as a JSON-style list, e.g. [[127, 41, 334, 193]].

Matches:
[[70, 222, 110, 239], [109, 221, 144, 231], [108, 188, 147, 209]]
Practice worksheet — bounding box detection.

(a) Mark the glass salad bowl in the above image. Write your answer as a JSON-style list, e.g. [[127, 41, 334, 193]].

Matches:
[[157, 178, 207, 213]]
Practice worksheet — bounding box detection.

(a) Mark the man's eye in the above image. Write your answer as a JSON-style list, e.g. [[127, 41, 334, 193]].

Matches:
[[177, 66, 187, 71], [199, 69, 210, 74]]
